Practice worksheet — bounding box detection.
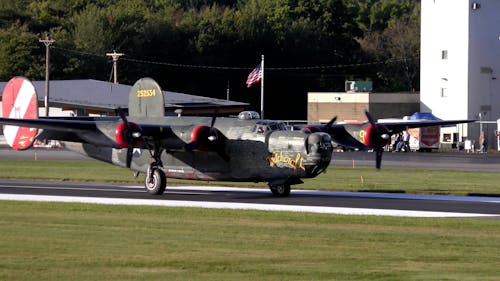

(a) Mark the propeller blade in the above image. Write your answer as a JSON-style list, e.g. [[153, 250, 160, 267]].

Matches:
[[325, 116, 337, 128], [375, 148, 383, 169], [116, 107, 129, 127], [126, 144, 133, 168], [115, 107, 141, 169], [365, 111, 376, 127], [210, 115, 216, 128]]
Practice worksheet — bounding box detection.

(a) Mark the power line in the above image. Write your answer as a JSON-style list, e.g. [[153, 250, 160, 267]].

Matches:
[[52, 46, 418, 72]]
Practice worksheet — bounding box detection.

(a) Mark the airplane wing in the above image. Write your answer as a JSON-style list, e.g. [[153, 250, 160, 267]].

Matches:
[[306, 117, 475, 149], [0, 76, 230, 169], [377, 119, 474, 134], [0, 117, 174, 148], [323, 124, 368, 150], [299, 112, 475, 169]]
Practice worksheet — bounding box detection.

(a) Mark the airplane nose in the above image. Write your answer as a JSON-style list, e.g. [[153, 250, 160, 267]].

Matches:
[[304, 132, 333, 176], [307, 132, 333, 154]]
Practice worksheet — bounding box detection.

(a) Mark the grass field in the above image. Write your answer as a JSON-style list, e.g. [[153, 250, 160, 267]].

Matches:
[[1, 201, 499, 281], [0, 159, 499, 280]]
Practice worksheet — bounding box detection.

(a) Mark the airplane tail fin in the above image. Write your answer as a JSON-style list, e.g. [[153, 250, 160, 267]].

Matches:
[[1, 77, 39, 150], [128, 77, 165, 117]]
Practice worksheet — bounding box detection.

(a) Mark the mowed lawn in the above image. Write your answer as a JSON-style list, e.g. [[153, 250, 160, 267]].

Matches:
[[1, 201, 499, 281], [0, 159, 500, 280]]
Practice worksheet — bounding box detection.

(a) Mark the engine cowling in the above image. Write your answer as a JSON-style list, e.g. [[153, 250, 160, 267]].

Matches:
[[189, 125, 218, 151], [115, 122, 142, 148], [363, 123, 390, 149], [301, 125, 321, 134]]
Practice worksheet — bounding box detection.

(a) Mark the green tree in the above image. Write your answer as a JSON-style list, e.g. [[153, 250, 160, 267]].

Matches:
[[353, 0, 415, 33], [359, 4, 420, 91], [0, 0, 421, 119], [0, 22, 43, 80]]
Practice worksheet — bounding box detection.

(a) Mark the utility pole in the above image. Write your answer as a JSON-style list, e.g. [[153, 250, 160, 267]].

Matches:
[[38, 33, 55, 117], [106, 50, 124, 84]]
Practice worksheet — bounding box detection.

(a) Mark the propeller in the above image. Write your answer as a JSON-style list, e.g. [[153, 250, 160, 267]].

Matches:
[[325, 116, 337, 128], [185, 115, 229, 161], [115, 108, 142, 168], [364, 111, 390, 169], [302, 116, 337, 133]]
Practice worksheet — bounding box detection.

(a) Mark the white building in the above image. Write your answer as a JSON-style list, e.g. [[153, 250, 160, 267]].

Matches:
[[420, 0, 500, 149]]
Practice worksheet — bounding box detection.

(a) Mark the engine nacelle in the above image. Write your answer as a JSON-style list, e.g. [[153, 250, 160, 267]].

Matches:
[[115, 122, 142, 148], [301, 125, 321, 134], [189, 125, 221, 151], [363, 123, 390, 149]]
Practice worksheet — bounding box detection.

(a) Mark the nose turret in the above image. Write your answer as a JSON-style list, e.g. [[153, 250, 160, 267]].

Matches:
[[304, 132, 333, 176]]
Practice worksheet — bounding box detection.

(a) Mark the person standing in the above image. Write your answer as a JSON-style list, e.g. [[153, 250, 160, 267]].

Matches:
[[403, 130, 411, 152], [480, 131, 488, 153], [395, 132, 404, 152]]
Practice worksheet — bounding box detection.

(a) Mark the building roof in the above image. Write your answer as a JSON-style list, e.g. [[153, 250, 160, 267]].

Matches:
[[0, 79, 248, 115]]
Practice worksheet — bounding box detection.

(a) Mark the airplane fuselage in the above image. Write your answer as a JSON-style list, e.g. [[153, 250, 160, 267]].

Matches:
[[1, 77, 472, 197], [64, 115, 333, 186]]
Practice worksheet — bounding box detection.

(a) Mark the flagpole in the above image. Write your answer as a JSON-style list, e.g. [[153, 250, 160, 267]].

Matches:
[[260, 54, 264, 119]]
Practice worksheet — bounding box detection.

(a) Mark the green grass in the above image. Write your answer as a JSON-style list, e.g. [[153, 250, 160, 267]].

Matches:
[[0, 159, 499, 196], [0, 160, 499, 280], [0, 201, 499, 281]]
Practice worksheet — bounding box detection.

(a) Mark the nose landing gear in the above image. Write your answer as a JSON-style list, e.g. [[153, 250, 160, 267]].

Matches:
[[269, 184, 291, 197]]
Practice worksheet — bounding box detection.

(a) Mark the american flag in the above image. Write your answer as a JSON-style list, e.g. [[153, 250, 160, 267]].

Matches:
[[246, 64, 262, 88]]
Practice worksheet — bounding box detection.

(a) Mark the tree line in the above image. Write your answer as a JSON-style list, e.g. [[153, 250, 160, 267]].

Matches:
[[0, 0, 420, 119]]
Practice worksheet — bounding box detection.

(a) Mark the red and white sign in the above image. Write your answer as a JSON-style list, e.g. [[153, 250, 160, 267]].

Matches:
[[2, 77, 38, 150], [408, 126, 440, 149], [419, 126, 440, 146]]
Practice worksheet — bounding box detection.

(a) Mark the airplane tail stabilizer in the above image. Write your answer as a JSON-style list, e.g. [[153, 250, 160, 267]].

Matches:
[[1, 77, 39, 150], [128, 77, 165, 118]]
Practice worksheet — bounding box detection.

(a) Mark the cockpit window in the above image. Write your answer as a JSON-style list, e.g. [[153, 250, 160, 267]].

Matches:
[[256, 125, 266, 134], [253, 121, 287, 134]]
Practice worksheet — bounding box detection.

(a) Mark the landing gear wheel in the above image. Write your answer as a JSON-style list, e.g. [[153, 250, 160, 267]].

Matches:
[[144, 167, 166, 195], [269, 184, 291, 197]]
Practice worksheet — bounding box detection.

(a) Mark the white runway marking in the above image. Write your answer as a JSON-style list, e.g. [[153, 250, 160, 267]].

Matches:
[[0, 189, 498, 218], [167, 185, 500, 203]]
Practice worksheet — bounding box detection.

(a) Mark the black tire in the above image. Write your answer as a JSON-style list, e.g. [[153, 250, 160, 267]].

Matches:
[[144, 168, 166, 195], [269, 184, 291, 197]]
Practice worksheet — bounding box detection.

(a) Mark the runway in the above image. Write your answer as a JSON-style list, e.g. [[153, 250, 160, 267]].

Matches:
[[331, 150, 500, 171], [1, 148, 500, 217], [0, 179, 499, 218]]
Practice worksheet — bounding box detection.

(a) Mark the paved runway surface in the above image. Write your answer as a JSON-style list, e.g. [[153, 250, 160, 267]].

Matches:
[[331, 150, 500, 171], [0, 179, 499, 218], [1, 148, 500, 217]]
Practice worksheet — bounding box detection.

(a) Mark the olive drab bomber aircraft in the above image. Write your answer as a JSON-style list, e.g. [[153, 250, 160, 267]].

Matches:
[[0, 77, 474, 197]]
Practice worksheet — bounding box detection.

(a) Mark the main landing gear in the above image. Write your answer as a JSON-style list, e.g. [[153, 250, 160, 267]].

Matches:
[[145, 165, 166, 195], [144, 144, 166, 195], [269, 184, 291, 197]]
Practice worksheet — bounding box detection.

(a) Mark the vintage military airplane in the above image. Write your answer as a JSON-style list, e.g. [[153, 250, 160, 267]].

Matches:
[[0, 77, 473, 196], [298, 114, 475, 169]]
